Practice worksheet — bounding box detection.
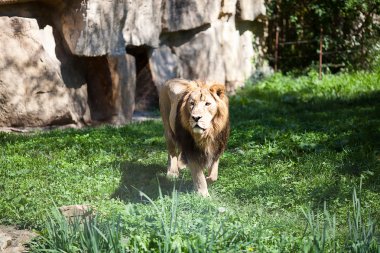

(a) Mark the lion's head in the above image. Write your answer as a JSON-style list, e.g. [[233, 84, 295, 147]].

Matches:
[[179, 81, 229, 142]]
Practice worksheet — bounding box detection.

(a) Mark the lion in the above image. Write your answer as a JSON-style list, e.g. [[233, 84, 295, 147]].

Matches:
[[159, 78, 230, 197]]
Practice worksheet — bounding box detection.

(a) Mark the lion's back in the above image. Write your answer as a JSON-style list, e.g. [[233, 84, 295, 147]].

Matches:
[[159, 79, 190, 137]]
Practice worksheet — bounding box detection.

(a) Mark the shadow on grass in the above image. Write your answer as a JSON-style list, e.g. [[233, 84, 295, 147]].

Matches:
[[227, 87, 380, 205], [111, 161, 193, 203]]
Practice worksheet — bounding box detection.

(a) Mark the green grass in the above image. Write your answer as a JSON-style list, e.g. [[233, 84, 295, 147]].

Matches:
[[0, 70, 379, 252]]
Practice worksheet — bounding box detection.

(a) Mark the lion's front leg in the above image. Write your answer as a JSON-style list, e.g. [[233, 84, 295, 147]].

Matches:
[[167, 154, 180, 177], [206, 159, 219, 183], [165, 133, 180, 178], [189, 164, 209, 197]]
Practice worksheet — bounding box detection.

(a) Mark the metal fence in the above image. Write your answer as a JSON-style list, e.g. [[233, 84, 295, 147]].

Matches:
[[267, 26, 361, 78]]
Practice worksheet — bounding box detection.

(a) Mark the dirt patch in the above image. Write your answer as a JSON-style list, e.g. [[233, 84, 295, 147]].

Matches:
[[0, 225, 36, 253]]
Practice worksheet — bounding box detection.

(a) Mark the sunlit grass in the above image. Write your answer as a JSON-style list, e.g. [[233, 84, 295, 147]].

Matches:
[[0, 70, 379, 251]]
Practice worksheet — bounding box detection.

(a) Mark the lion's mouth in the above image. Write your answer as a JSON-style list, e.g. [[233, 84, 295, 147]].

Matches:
[[193, 125, 206, 134]]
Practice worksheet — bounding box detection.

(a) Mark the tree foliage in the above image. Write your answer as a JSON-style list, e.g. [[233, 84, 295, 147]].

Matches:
[[266, 0, 380, 72]]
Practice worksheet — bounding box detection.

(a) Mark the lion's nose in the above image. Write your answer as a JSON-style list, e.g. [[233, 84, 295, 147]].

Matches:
[[192, 116, 201, 122]]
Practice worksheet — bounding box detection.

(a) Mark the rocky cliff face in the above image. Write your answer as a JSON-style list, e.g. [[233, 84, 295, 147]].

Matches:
[[0, 0, 268, 128]]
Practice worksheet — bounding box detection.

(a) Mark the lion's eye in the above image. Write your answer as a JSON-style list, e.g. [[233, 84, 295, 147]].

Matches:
[[205, 102, 211, 106], [190, 101, 195, 106]]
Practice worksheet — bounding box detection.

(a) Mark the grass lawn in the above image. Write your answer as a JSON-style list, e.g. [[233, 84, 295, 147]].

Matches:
[[0, 71, 379, 252]]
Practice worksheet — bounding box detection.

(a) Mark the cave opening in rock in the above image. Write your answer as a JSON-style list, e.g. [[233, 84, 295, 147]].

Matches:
[[126, 45, 158, 112]]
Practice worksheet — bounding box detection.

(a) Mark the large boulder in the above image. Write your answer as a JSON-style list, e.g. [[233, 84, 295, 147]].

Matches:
[[61, 0, 126, 56], [0, 16, 87, 127], [123, 0, 162, 48], [62, 0, 164, 53], [149, 0, 267, 92], [151, 19, 259, 92], [171, 23, 226, 84], [149, 45, 181, 89]]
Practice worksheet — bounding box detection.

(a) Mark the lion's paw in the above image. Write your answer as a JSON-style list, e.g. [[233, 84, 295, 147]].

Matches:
[[197, 189, 210, 197], [167, 170, 179, 178], [206, 175, 218, 184]]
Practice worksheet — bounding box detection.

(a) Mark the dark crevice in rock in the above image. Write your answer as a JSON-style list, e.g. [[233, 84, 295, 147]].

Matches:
[[126, 45, 158, 111], [159, 23, 211, 47], [83, 56, 114, 122]]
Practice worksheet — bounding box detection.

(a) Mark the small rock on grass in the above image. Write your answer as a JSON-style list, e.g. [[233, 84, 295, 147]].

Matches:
[[0, 226, 36, 253], [59, 205, 93, 219]]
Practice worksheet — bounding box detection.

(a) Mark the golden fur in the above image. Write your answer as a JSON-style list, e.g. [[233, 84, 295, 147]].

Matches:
[[159, 78, 230, 196]]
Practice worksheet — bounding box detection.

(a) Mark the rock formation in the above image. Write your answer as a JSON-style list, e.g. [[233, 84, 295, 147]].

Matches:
[[0, 0, 268, 128]]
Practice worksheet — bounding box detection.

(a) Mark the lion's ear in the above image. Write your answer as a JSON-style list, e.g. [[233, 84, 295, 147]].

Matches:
[[209, 84, 226, 98]]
